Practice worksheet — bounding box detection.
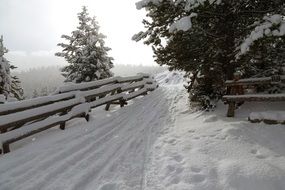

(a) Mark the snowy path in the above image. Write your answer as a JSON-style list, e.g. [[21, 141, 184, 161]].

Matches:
[[1, 71, 285, 190], [144, 92, 285, 190], [0, 83, 183, 190]]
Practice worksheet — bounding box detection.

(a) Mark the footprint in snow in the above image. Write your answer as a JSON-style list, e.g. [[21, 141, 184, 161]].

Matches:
[[169, 176, 180, 185], [190, 166, 202, 173], [185, 174, 206, 184], [250, 149, 268, 159], [256, 154, 267, 159], [188, 129, 195, 133], [163, 138, 177, 145], [191, 174, 206, 183], [173, 154, 183, 163], [250, 149, 257, 154], [100, 183, 118, 190]]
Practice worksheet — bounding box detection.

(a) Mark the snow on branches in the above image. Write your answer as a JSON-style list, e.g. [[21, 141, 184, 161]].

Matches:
[[0, 36, 23, 102], [56, 6, 114, 83], [136, 0, 222, 10], [237, 14, 285, 57], [169, 13, 197, 33]]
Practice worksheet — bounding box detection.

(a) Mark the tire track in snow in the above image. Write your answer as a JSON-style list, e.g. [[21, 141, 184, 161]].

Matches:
[[0, 87, 179, 190], [0, 113, 130, 189], [67, 88, 173, 190], [22, 90, 167, 190]]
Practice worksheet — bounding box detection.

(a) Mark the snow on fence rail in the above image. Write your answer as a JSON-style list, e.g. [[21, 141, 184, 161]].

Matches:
[[225, 75, 285, 86], [0, 74, 158, 154], [223, 75, 285, 117]]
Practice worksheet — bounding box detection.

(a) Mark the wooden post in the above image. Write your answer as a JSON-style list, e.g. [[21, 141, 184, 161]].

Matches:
[[59, 122, 66, 130], [0, 128, 7, 134], [227, 102, 235, 117], [119, 99, 126, 107], [3, 143, 10, 154], [105, 89, 117, 111], [85, 114, 90, 122]]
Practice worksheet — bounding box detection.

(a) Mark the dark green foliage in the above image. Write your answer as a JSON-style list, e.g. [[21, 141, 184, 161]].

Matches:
[[134, 0, 285, 107]]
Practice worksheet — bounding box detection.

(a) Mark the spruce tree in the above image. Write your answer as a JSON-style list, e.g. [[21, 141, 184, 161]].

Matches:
[[0, 35, 23, 101], [56, 6, 114, 83], [134, 0, 285, 107]]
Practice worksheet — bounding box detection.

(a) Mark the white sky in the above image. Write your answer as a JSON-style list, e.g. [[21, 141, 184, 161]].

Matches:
[[0, 0, 155, 71]]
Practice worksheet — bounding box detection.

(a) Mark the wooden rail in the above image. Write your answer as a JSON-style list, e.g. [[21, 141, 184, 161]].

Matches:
[[222, 75, 285, 117], [0, 74, 158, 154]]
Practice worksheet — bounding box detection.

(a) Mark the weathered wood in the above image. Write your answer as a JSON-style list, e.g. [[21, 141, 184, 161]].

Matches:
[[59, 122, 66, 130], [223, 94, 285, 102], [0, 94, 75, 116], [227, 102, 235, 117], [0, 74, 158, 154], [105, 90, 117, 111], [225, 75, 285, 86], [0, 103, 81, 132], [56, 78, 119, 94], [1, 113, 86, 154], [85, 114, 90, 122], [86, 89, 118, 101], [223, 75, 285, 117]]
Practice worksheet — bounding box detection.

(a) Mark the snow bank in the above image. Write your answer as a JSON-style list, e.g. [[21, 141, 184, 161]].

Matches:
[[145, 93, 285, 190], [250, 111, 285, 123]]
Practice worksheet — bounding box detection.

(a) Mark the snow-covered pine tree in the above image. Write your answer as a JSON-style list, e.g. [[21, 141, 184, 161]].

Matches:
[[134, 0, 285, 107], [32, 89, 39, 98], [55, 6, 114, 83], [0, 35, 23, 101]]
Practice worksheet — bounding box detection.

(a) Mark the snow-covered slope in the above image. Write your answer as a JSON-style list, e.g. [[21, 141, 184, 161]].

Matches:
[[0, 71, 285, 190]]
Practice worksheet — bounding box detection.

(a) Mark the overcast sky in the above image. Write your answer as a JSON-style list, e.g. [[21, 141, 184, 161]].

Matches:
[[0, 0, 155, 71]]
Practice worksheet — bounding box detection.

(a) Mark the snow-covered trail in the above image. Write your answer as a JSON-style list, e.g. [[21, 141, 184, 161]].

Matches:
[[0, 81, 184, 190], [2, 71, 284, 190]]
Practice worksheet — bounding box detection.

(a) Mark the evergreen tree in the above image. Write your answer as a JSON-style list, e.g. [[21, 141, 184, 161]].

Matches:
[[32, 89, 39, 98], [40, 86, 48, 96], [134, 0, 285, 107], [0, 35, 23, 101], [56, 6, 114, 83]]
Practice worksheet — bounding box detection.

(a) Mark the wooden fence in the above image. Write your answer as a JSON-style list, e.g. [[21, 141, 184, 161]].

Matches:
[[0, 74, 158, 154]]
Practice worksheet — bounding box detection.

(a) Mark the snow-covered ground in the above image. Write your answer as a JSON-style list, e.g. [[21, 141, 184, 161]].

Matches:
[[0, 71, 285, 190]]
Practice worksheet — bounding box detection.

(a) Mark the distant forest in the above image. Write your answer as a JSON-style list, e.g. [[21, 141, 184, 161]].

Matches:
[[12, 64, 166, 99]]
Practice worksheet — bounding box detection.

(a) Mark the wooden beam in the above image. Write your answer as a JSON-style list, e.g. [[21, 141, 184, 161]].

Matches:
[[1, 113, 87, 154], [223, 94, 285, 102]]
